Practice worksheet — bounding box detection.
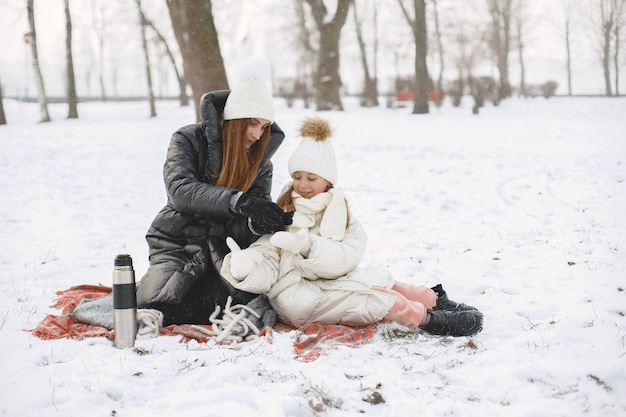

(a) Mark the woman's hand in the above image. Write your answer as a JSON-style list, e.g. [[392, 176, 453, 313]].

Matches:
[[233, 194, 292, 235]]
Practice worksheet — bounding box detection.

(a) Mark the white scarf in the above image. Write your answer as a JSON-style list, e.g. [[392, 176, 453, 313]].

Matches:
[[291, 188, 347, 241]]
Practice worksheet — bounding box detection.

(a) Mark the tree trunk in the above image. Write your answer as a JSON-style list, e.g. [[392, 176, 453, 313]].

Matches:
[[167, 0, 227, 121], [432, 0, 445, 103], [614, 23, 621, 96], [602, 20, 612, 96], [487, 0, 513, 103], [615, 0, 626, 96], [304, 0, 352, 111], [565, 19, 572, 96], [27, 0, 51, 122], [516, 17, 526, 97], [412, 0, 430, 114], [64, 0, 78, 119], [398, 0, 430, 114], [136, 0, 156, 117], [500, 1, 512, 101], [597, 0, 613, 96], [352, 1, 378, 107], [0, 77, 6, 125]]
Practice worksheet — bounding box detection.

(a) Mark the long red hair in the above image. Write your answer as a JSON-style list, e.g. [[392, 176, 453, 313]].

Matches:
[[216, 118, 270, 191]]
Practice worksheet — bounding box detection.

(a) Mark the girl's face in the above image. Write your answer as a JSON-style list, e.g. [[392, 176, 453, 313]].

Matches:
[[244, 118, 271, 150], [292, 171, 330, 199]]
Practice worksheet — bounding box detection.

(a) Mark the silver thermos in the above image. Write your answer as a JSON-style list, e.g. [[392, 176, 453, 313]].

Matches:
[[113, 254, 138, 348]]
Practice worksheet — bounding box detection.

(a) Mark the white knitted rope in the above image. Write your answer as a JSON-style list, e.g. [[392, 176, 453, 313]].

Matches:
[[191, 296, 263, 344], [136, 308, 164, 339]]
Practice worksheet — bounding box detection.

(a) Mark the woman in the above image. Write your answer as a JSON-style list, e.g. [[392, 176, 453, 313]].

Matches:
[[136, 77, 293, 326], [220, 117, 483, 337]]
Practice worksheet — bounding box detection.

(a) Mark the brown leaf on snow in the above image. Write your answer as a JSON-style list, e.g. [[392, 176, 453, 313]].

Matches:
[[308, 399, 325, 412], [362, 391, 385, 405]]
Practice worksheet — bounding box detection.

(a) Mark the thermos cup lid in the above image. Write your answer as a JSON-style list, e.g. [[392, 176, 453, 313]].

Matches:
[[114, 254, 133, 267]]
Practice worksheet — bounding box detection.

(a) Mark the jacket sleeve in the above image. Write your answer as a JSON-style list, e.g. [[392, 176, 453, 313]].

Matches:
[[163, 129, 235, 218], [295, 218, 367, 280], [222, 159, 275, 247]]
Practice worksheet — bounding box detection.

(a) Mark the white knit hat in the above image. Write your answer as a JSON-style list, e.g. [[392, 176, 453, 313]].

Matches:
[[288, 117, 338, 184], [223, 77, 275, 122]]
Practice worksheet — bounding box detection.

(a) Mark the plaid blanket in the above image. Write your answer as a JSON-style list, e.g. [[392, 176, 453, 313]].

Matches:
[[30, 285, 377, 362]]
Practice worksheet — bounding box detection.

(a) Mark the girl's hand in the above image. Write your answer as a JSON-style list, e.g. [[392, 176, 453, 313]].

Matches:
[[226, 237, 264, 280], [270, 229, 311, 256]]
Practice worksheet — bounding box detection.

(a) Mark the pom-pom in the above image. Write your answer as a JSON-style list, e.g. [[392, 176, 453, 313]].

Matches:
[[235, 56, 272, 83], [299, 117, 333, 141]]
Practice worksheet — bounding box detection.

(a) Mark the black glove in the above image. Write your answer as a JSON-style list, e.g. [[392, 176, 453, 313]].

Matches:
[[283, 211, 294, 226], [244, 294, 277, 331], [234, 193, 289, 235]]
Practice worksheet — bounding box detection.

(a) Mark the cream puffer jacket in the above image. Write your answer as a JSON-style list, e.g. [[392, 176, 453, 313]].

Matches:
[[221, 205, 396, 327]]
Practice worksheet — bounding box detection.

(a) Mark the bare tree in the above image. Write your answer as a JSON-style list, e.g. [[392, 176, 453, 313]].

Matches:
[[486, 0, 514, 102], [0, 76, 6, 125], [588, 0, 626, 96], [599, 0, 614, 95], [397, 0, 431, 114], [303, 0, 352, 111], [512, 2, 537, 97], [431, 0, 445, 103], [90, 0, 108, 101], [559, 0, 577, 96], [353, 0, 379, 107], [136, 0, 156, 117], [444, 3, 487, 106], [167, 0, 227, 121], [142, 17, 188, 106], [513, 5, 525, 95], [26, 0, 51, 122], [64, 0, 78, 119], [613, 0, 626, 96], [295, 1, 315, 108]]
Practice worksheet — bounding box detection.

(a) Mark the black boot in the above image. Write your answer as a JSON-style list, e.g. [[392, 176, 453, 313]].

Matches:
[[431, 284, 478, 312], [419, 309, 483, 337]]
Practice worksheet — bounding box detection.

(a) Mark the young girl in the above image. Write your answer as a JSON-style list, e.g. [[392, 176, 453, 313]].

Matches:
[[221, 117, 483, 337]]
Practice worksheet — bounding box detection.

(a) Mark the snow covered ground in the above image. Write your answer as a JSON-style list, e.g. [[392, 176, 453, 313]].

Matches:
[[0, 95, 624, 417]]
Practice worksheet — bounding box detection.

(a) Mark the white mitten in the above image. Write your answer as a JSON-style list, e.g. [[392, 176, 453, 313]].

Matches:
[[270, 229, 311, 256], [226, 237, 264, 280]]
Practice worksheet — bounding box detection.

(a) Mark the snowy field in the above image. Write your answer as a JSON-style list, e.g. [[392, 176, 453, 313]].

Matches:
[[0, 95, 624, 417]]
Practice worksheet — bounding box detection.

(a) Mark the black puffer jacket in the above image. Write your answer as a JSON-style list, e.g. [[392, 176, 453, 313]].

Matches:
[[136, 90, 285, 322]]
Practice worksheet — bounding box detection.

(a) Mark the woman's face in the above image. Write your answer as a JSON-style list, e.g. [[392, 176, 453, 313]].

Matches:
[[244, 118, 271, 150], [292, 171, 330, 199]]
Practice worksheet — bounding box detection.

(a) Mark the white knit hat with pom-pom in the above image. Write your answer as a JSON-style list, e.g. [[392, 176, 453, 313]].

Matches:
[[288, 117, 338, 184], [224, 57, 275, 122]]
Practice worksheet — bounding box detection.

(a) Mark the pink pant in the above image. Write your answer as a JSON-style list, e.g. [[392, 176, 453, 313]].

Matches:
[[373, 282, 437, 327]]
